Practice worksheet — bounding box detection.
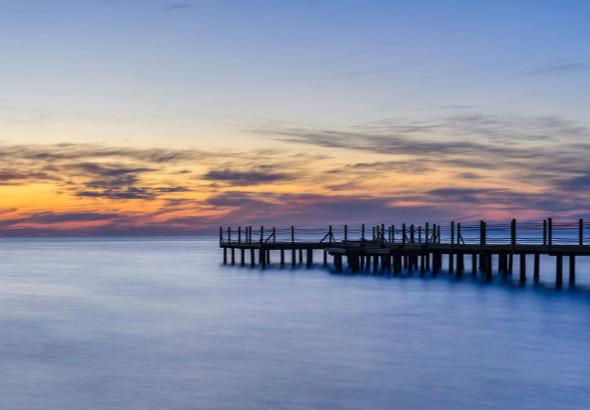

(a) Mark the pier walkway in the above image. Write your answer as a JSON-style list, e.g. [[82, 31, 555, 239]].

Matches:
[[219, 219, 589, 287]]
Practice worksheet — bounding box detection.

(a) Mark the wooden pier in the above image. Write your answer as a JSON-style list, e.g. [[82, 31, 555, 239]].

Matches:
[[219, 219, 589, 287]]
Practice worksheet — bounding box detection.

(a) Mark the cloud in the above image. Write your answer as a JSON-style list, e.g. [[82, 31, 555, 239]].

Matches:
[[203, 168, 295, 186], [0, 143, 203, 163], [68, 162, 157, 178], [267, 113, 590, 184], [21, 212, 122, 224], [2, 111, 590, 236], [205, 191, 454, 227], [0, 169, 57, 185], [77, 187, 157, 200], [0, 142, 304, 203], [521, 60, 589, 77], [554, 172, 590, 191], [164, 2, 195, 11]]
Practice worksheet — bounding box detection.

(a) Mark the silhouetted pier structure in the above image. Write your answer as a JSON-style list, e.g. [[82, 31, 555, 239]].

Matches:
[[219, 219, 590, 287]]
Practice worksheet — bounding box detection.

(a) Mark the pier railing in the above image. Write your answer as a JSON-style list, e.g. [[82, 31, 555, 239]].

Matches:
[[219, 219, 590, 246]]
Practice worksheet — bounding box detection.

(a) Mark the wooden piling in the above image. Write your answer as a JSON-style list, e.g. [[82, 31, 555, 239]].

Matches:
[[556, 254, 563, 287], [456, 252, 464, 277]]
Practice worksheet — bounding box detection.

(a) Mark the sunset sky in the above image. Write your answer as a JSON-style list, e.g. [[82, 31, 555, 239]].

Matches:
[[1, 0, 589, 235]]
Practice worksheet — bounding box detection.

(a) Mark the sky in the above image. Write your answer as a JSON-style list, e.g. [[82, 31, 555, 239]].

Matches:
[[1, 0, 589, 235]]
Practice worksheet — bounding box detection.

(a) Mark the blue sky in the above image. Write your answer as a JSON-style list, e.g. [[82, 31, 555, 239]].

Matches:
[[2, 0, 588, 134], [1, 0, 589, 234]]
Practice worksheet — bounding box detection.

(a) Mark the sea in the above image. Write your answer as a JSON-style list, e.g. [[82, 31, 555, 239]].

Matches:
[[0, 236, 589, 410]]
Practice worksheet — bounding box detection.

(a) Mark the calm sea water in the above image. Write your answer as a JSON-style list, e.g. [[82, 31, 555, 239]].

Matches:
[[0, 237, 589, 410]]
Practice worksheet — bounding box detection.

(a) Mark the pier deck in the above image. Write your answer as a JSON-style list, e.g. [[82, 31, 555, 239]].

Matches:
[[219, 219, 590, 287]]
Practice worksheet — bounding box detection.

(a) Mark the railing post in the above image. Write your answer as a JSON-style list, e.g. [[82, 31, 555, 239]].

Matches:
[[344, 225, 348, 242], [418, 226, 422, 244], [272, 227, 276, 243], [392, 225, 396, 243], [291, 226, 295, 243], [228, 227, 231, 244], [238, 226, 242, 244], [381, 224, 385, 242], [548, 218, 553, 247], [362, 224, 365, 241], [451, 221, 455, 246], [457, 223, 461, 244], [425, 223, 429, 244], [329, 225, 333, 243], [402, 224, 406, 244], [480, 221, 486, 246], [543, 219, 547, 246], [579, 219, 584, 246], [410, 224, 415, 243], [260, 226, 264, 243], [219, 227, 223, 244], [511, 219, 516, 247]]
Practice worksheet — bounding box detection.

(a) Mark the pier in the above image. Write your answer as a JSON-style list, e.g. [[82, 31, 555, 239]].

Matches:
[[219, 219, 590, 287]]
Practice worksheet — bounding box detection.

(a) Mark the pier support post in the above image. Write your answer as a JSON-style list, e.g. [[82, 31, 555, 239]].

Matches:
[[499, 252, 506, 275], [335, 255, 343, 272], [250, 248, 255, 267], [299, 249, 303, 264], [223, 248, 227, 265], [373, 254, 378, 274], [449, 221, 455, 273], [420, 253, 425, 275], [280, 249, 285, 266], [291, 226, 296, 267], [569, 255, 576, 285], [260, 248, 266, 268], [231, 248, 235, 265], [534, 253, 540, 281], [448, 252, 454, 273], [519, 253, 526, 283], [306, 248, 313, 267], [241, 249, 245, 266], [432, 252, 439, 275], [456, 253, 464, 277], [556, 255, 563, 288], [472, 254, 477, 275], [484, 253, 492, 281], [323, 250, 328, 266]]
